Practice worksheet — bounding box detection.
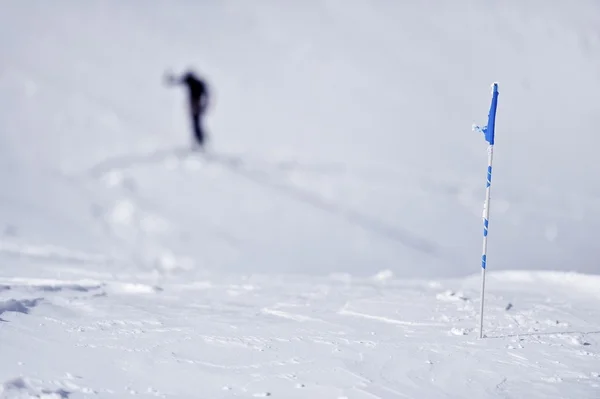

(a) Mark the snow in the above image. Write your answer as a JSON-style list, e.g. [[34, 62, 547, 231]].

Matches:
[[1, 272, 599, 398], [1, 0, 600, 397]]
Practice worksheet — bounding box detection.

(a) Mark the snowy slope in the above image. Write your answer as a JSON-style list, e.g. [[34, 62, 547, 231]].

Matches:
[[1, 0, 600, 397]]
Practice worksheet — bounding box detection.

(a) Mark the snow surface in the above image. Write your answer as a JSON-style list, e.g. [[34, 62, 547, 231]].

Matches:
[[1, 1, 600, 397], [1, 270, 599, 398]]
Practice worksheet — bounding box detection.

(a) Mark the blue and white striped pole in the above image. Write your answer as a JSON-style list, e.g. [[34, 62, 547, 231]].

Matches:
[[473, 83, 499, 339]]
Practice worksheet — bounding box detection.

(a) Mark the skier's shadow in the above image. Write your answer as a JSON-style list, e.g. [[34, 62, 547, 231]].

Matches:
[[205, 152, 441, 257]]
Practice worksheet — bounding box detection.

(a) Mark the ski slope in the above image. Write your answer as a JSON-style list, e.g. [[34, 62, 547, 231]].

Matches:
[[1, 1, 600, 397]]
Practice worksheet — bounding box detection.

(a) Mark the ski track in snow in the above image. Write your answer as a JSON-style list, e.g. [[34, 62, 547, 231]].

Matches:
[[80, 147, 447, 262]]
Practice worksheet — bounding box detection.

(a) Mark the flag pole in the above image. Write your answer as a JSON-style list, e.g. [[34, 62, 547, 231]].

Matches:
[[473, 83, 499, 339], [479, 143, 493, 338]]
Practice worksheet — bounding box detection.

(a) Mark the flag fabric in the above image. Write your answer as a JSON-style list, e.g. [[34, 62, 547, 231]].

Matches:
[[474, 82, 499, 145]]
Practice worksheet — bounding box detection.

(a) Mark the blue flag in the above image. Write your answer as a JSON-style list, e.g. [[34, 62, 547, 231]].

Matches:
[[473, 83, 499, 145]]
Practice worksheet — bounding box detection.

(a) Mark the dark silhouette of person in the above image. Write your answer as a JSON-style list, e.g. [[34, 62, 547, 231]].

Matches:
[[166, 69, 210, 148]]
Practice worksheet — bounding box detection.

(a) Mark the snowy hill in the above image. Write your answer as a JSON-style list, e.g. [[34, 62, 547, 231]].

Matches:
[[1, 1, 600, 398]]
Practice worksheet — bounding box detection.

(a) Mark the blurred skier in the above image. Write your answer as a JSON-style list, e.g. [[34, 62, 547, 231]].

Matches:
[[165, 69, 210, 149]]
